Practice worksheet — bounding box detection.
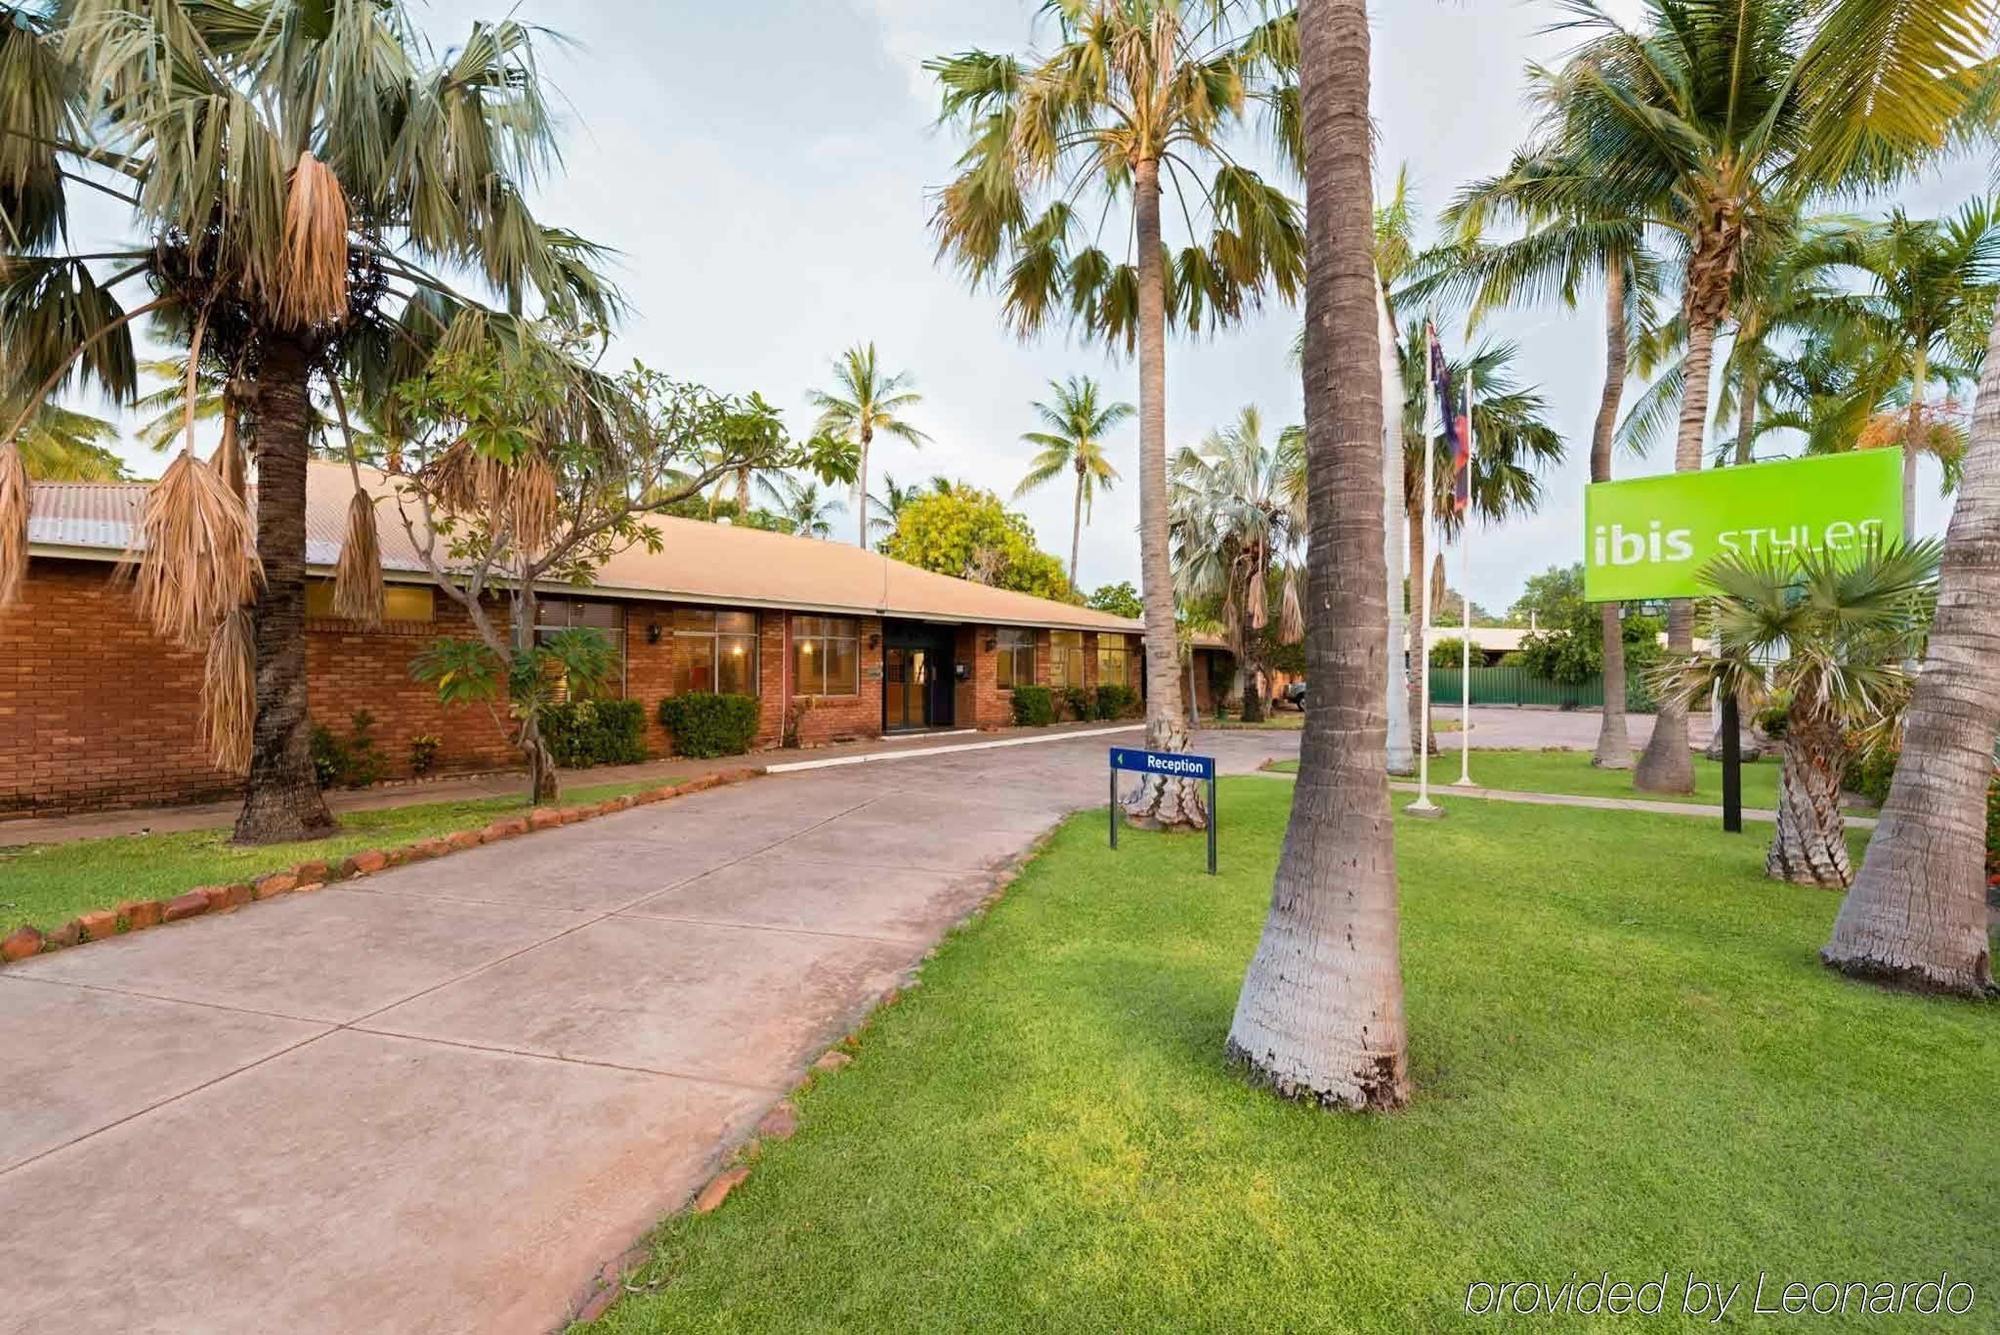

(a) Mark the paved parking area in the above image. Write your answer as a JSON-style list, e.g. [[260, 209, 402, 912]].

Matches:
[[0, 729, 1292, 1334]]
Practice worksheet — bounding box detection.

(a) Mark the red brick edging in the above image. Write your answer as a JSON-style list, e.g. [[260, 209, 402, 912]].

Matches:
[[0, 770, 762, 968]]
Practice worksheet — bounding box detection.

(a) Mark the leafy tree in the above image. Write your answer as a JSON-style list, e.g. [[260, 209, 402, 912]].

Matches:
[[1086, 580, 1143, 618], [879, 486, 1078, 603], [1015, 375, 1130, 587], [928, 0, 1303, 829], [809, 343, 927, 547], [1507, 563, 1587, 628]]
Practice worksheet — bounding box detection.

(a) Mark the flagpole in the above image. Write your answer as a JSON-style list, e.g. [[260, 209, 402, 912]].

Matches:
[[1406, 322, 1441, 817], [1454, 376, 1475, 788]]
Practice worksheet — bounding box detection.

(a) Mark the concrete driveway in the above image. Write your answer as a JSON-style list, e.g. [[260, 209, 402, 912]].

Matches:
[[0, 729, 1292, 1335]]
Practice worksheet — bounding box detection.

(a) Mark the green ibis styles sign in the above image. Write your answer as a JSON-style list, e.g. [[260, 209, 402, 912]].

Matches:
[[1584, 449, 1903, 602]]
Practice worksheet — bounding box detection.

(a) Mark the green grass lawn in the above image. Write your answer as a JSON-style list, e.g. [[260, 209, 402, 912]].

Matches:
[[1267, 747, 1786, 809], [0, 779, 661, 934], [586, 781, 1994, 1333]]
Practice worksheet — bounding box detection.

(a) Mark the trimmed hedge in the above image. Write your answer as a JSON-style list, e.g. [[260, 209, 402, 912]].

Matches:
[[658, 692, 760, 759], [544, 698, 648, 768], [1095, 682, 1139, 720], [1010, 685, 1055, 728]]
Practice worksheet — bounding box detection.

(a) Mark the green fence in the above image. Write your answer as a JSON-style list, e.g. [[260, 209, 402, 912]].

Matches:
[[1428, 666, 1657, 712]]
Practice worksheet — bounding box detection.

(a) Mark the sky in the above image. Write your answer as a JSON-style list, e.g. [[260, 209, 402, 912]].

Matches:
[[70, 0, 1990, 614]]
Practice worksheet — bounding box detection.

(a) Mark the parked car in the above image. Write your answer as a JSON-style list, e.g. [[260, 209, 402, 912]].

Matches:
[[1281, 681, 1307, 711]]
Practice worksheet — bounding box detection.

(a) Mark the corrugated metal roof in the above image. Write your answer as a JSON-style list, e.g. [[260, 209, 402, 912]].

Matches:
[[27, 462, 1144, 635]]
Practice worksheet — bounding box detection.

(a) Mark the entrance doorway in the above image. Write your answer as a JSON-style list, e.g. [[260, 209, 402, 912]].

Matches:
[[882, 621, 957, 731]]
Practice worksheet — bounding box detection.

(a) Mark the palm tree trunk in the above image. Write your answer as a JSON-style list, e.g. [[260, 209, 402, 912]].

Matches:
[[1823, 298, 2000, 997], [856, 427, 871, 548], [1070, 461, 1085, 589], [1634, 310, 1717, 794], [1226, 0, 1409, 1111], [232, 335, 337, 845], [1404, 501, 1435, 756], [1592, 265, 1632, 770], [1767, 714, 1853, 888], [1904, 342, 1925, 538], [1123, 154, 1203, 830]]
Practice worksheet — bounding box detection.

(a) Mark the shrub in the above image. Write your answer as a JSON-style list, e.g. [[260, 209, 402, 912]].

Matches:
[[1842, 734, 1897, 805], [310, 710, 384, 789], [408, 733, 442, 777], [1429, 636, 1470, 669], [1756, 693, 1792, 740], [658, 692, 760, 759], [1095, 682, 1139, 720], [1061, 685, 1093, 721], [1010, 685, 1055, 727], [545, 698, 648, 768]]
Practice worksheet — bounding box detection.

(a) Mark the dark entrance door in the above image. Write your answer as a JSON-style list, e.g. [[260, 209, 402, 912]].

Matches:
[[882, 621, 956, 731]]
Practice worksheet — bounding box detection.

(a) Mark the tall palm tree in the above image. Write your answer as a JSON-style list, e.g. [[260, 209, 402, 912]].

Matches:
[[928, 0, 1304, 829], [0, 2, 614, 843], [1823, 291, 2000, 997], [758, 473, 843, 540], [1169, 406, 1303, 723], [1659, 541, 1939, 888], [1537, 0, 1989, 796], [866, 471, 923, 540], [808, 343, 927, 548], [1431, 148, 1663, 769], [1227, 0, 1408, 1111], [6, 398, 124, 480], [1015, 375, 1130, 587]]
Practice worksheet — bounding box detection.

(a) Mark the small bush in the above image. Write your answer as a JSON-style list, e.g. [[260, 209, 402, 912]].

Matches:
[[1429, 636, 1470, 669], [1756, 694, 1792, 740], [408, 733, 442, 777], [1010, 685, 1055, 727], [310, 710, 384, 789], [1061, 685, 1093, 721], [1095, 682, 1139, 720], [1842, 734, 1898, 805], [658, 692, 760, 759], [545, 698, 648, 768]]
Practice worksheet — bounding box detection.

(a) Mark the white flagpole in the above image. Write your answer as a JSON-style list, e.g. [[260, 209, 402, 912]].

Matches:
[[1455, 376, 1475, 788], [1407, 322, 1441, 817]]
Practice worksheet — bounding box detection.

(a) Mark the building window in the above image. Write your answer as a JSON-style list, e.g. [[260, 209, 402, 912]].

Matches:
[[534, 597, 626, 694], [1049, 631, 1085, 688], [305, 580, 435, 623], [674, 608, 759, 696], [792, 615, 859, 696], [994, 627, 1033, 689], [1097, 634, 1132, 688]]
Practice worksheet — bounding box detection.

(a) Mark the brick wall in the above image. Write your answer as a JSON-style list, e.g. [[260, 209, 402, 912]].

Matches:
[[788, 615, 884, 745]]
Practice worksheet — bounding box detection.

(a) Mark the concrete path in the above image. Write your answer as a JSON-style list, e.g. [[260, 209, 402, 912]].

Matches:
[[1382, 778, 1877, 830], [1440, 705, 1716, 752], [0, 729, 1293, 1335]]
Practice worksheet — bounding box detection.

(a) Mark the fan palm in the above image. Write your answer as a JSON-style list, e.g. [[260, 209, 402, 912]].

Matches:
[[758, 473, 843, 540], [1169, 405, 1303, 723], [0, 1, 614, 843], [1015, 375, 1130, 587], [928, 0, 1303, 829], [1657, 540, 1939, 888], [808, 343, 927, 548], [1535, 0, 1991, 796]]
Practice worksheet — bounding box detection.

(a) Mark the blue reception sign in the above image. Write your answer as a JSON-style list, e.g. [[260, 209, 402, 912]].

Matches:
[[1110, 746, 1215, 781]]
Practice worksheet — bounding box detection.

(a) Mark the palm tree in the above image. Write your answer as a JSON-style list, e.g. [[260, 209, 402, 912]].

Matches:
[[1823, 294, 2000, 998], [1227, 0, 1408, 1111], [1, 3, 614, 844], [1537, 0, 1988, 796], [867, 471, 923, 541], [1015, 376, 1130, 587], [7, 399, 124, 480], [1659, 541, 1938, 888], [808, 344, 928, 548], [759, 473, 843, 540], [1169, 406, 1303, 723], [928, 0, 1304, 830], [1431, 147, 1664, 770]]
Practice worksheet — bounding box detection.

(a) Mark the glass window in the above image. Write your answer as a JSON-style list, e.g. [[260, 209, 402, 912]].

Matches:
[[792, 615, 860, 696], [534, 597, 627, 695], [675, 607, 759, 696], [994, 628, 1033, 688], [1049, 631, 1085, 688], [305, 580, 434, 623], [1097, 635, 1131, 689]]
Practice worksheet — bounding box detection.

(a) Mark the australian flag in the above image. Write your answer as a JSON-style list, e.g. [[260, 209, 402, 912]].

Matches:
[[1425, 323, 1473, 515]]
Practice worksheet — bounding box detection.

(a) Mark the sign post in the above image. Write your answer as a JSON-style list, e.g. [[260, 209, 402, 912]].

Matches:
[[1582, 450, 1902, 833], [1109, 747, 1219, 875]]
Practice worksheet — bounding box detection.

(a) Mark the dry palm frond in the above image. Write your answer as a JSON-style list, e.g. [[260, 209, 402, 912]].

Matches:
[[124, 453, 262, 649], [332, 488, 384, 626], [0, 442, 28, 607], [201, 606, 255, 774], [210, 393, 248, 500], [423, 438, 507, 516], [509, 450, 559, 555], [1278, 565, 1303, 645], [273, 150, 351, 330]]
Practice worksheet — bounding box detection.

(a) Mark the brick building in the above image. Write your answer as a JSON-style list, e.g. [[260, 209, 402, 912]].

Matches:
[[4, 463, 1233, 815]]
